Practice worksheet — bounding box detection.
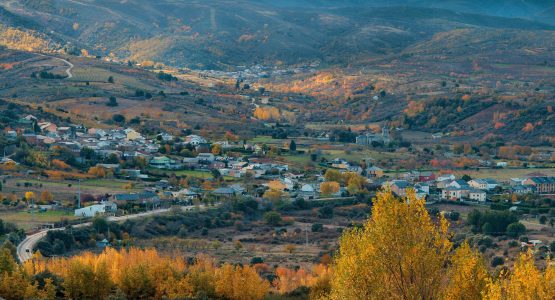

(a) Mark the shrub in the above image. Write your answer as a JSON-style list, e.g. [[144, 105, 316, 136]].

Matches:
[[312, 223, 324, 232], [491, 256, 504, 267]]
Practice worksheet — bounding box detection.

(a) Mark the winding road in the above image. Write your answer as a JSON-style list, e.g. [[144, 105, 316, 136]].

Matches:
[[17, 206, 200, 263], [36, 54, 74, 79]]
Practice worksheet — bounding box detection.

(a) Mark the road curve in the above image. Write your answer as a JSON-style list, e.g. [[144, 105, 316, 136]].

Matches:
[[36, 54, 74, 79], [16, 207, 197, 263]]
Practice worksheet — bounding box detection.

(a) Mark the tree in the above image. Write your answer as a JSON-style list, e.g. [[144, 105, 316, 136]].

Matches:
[[92, 217, 108, 234], [330, 190, 451, 299], [264, 211, 282, 226], [214, 264, 269, 300], [285, 244, 296, 254], [312, 223, 323, 232], [324, 169, 342, 184], [107, 76, 114, 83], [263, 189, 283, 202], [211, 144, 222, 155], [112, 114, 125, 123], [482, 251, 554, 299], [24, 191, 35, 203], [289, 140, 296, 152], [40, 191, 53, 204], [107, 96, 118, 107], [506, 222, 526, 238], [444, 242, 489, 300], [320, 181, 340, 196]]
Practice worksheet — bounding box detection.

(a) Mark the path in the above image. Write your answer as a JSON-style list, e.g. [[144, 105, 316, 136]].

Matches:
[[17, 206, 200, 263], [36, 54, 74, 79]]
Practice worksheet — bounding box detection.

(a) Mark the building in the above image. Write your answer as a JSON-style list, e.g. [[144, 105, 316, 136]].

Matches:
[[468, 179, 498, 190], [441, 187, 469, 201], [468, 189, 487, 202], [366, 166, 384, 178], [387, 180, 411, 197], [112, 192, 159, 203], [185, 135, 207, 146], [437, 174, 456, 182], [523, 177, 555, 194], [74, 202, 117, 217], [356, 127, 390, 146]]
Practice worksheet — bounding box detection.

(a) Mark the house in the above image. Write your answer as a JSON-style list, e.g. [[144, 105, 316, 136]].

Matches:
[[197, 153, 215, 162], [38, 122, 58, 133], [447, 180, 470, 189], [74, 202, 117, 217], [442, 187, 469, 201], [512, 185, 535, 195], [468, 189, 487, 202], [172, 189, 201, 201], [496, 161, 508, 168], [417, 171, 436, 182], [469, 179, 498, 190], [366, 166, 384, 178], [149, 156, 181, 169], [437, 174, 456, 182], [96, 239, 110, 248], [300, 184, 318, 199], [386, 180, 412, 197], [124, 128, 142, 141], [211, 187, 235, 198], [112, 192, 159, 203], [523, 177, 555, 194], [510, 178, 527, 186], [331, 159, 350, 170], [185, 135, 207, 146]]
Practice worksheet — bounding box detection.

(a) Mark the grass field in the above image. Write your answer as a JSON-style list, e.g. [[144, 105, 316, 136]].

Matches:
[[0, 210, 78, 230], [452, 168, 555, 181], [69, 66, 155, 90], [147, 168, 238, 181]]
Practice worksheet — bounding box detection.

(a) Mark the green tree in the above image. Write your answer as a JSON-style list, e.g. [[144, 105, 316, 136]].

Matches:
[[506, 222, 526, 238], [264, 212, 282, 226], [92, 217, 108, 234], [107, 76, 114, 83], [289, 140, 296, 152], [107, 96, 118, 107]]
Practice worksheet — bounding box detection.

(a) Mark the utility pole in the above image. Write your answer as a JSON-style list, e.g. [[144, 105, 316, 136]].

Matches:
[[305, 224, 309, 247], [77, 179, 81, 208]]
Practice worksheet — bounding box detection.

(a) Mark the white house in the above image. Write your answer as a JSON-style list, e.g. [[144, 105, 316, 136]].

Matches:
[[437, 174, 456, 182], [468, 189, 487, 202], [185, 135, 207, 146], [74, 202, 117, 217]]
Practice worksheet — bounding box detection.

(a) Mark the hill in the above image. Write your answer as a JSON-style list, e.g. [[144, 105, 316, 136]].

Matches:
[[0, 1, 553, 69]]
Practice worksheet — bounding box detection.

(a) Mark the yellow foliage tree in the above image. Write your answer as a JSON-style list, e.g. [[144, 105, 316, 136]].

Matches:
[[24, 191, 35, 203], [263, 189, 284, 202], [324, 169, 343, 184], [482, 251, 555, 300], [444, 242, 490, 300], [215, 263, 270, 300], [320, 181, 340, 196], [40, 191, 54, 204], [330, 190, 451, 299]]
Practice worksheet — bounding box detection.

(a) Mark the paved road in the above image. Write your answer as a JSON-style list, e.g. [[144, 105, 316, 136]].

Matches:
[[16, 206, 200, 263]]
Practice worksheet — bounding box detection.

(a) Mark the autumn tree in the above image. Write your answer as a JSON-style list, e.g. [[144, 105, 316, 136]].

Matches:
[[324, 169, 343, 184], [320, 181, 340, 196], [215, 264, 269, 300], [24, 191, 35, 203], [444, 242, 490, 300], [482, 251, 555, 299], [330, 190, 451, 299], [40, 191, 54, 204]]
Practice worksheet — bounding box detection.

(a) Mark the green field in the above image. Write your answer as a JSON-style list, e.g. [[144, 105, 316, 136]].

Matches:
[[0, 210, 78, 231], [147, 168, 238, 181], [70, 67, 155, 90]]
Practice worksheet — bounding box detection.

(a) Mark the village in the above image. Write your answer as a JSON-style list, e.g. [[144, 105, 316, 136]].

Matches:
[[2, 114, 554, 223]]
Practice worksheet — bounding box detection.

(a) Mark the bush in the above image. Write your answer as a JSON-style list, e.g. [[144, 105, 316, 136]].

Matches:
[[491, 256, 504, 267], [312, 223, 324, 232], [506, 222, 526, 238], [318, 206, 334, 219], [264, 211, 282, 226]]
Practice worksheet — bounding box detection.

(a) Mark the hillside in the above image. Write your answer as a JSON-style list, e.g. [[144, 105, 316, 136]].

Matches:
[[0, 0, 553, 69]]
